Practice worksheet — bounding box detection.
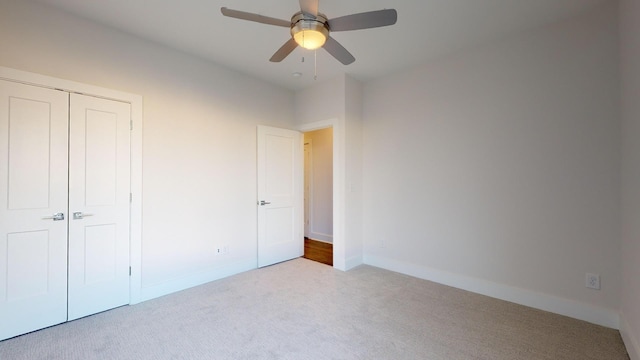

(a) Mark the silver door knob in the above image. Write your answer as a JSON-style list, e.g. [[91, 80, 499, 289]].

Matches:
[[42, 212, 65, 221], [73, 212, 94, 220], [259, 200, 271, 206]]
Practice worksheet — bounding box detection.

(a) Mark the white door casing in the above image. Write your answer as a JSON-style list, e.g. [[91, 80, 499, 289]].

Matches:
[[304, 139, 312, 238], [302, 128, 334, 243], [67, 93, 131, 321], [0, 80, 70, 340], [0, 64, 142, 297], [257, 125, 303, 268], [297, 119, 343, 270]]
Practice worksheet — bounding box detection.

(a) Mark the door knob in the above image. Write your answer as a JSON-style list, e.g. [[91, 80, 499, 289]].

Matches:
[[42, 212, 65, 221], [73, 212, 94, 220], [259, 200, 271, 206]]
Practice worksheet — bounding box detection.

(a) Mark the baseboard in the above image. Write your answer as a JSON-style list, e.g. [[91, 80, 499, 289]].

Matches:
[[344, 254, 363, 270], [621, 315, 640, 360], [306, 237, 333, 244], [308, 232, 333, 243], [137, 258, 256, 303], [364, 254, 619, 329]]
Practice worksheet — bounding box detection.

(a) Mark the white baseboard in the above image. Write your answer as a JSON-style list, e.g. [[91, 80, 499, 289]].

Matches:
[[364, 254, 619, 329], [137, 258, 256, 303], [621, 315, 640, 360], [306, 237, 333, 244], [344, 254, 363, 270], [308, 232, 333, 243]]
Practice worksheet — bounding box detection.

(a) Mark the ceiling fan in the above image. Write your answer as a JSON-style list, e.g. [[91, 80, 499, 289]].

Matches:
[[220, 0, 397, 65]]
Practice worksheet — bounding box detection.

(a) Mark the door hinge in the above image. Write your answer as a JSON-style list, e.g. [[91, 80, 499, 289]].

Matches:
[[130, 120, 133, 131], [129, 266, 132, 276], [129, 193, 133, 203]]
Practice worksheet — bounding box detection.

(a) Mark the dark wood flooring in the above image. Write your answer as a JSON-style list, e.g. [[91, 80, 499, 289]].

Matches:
[[303, 238, 333, 266]]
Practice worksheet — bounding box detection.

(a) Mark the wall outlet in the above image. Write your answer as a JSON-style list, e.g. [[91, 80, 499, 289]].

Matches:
[[215, 245, 228, 256], [586, 273, 600, 290]]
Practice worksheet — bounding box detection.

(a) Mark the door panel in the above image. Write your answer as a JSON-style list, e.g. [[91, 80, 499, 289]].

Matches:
[[7, 97, 54, 210], [85, 109, 118, 206], [84, 224, 118, 285], [257, 125, 303, 267], [0, 80, 69, 341], [68, 93, 131, 321], [6, 231, 50, 300], [265, 207, 294, 246]]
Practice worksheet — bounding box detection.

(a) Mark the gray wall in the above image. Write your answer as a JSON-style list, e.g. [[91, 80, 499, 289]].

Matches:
[[2, 1, 636, 353], [362, 2, 620, 327], [294, 75, 364, 270], [0, 0, 295, 300], [620, 0, 640, 357]]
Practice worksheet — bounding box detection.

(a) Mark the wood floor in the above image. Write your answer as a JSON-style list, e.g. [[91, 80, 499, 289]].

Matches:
[[303, 238, 333, 266]]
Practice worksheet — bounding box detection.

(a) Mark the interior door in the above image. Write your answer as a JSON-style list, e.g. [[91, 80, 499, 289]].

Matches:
[[257, 125, 303, 267], [0, 80, 69, 340], [67, 93, 131, 320]]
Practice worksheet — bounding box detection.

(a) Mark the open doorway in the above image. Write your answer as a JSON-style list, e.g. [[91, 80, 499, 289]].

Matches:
[[303, 127, 333, 266]]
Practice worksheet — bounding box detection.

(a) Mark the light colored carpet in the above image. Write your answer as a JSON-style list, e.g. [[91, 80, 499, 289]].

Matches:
[[0, 258, 629, 359]]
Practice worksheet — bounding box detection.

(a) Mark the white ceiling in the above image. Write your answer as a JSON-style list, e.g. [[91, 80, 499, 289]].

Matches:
[[35, 0, 608, 90]]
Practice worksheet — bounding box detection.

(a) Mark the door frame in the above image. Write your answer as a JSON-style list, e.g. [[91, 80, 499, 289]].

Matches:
[[298, 119, 345, 270], [303, 139, 312, 239], [0, 66, 144, 304]]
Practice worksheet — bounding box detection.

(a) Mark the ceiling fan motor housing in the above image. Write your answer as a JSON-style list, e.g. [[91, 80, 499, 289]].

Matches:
[[290, 12, 329, 50]]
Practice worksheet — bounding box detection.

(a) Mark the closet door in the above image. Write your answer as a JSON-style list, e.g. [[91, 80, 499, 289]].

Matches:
[[67, 93, 131, 321], [0, 80, 69, 340]]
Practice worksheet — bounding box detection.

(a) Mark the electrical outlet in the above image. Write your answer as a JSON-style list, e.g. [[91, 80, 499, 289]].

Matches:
[[586, 273, 600, 290], [215, 245, 229, 256]]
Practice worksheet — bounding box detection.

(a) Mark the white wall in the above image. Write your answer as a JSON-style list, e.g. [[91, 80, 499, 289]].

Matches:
[[0, 0, 295, 300], [345, 76, 364, 268], [1, 0, 631, 345], [295, 74, 364, 270], [620, 0, 640, 357], [362, 3, 621, 328], [304, 128, 333, 242]]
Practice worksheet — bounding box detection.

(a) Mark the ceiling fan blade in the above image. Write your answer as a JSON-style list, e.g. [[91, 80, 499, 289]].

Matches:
[[299, 0, 318, 16], [323, 36, 355, 65], [270, 38, 298, 62], [328, 9, 397, 32], [220, 7, 291, 27]]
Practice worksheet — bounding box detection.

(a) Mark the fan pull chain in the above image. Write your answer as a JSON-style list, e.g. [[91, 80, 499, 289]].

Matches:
[[314, 50, 317, 81]]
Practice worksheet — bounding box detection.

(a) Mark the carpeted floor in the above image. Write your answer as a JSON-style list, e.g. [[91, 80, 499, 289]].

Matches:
[[0, 258, 630, 359]]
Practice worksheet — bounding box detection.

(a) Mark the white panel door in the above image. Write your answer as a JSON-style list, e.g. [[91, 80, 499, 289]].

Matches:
[[257, 125, 303, 267], [67, 93, 131, 320], [0, 80, 69, 340]]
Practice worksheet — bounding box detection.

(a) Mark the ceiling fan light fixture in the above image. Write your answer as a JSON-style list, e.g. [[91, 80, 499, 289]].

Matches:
[[293, 29, 327, 50], [291, 12, 329, 50]]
